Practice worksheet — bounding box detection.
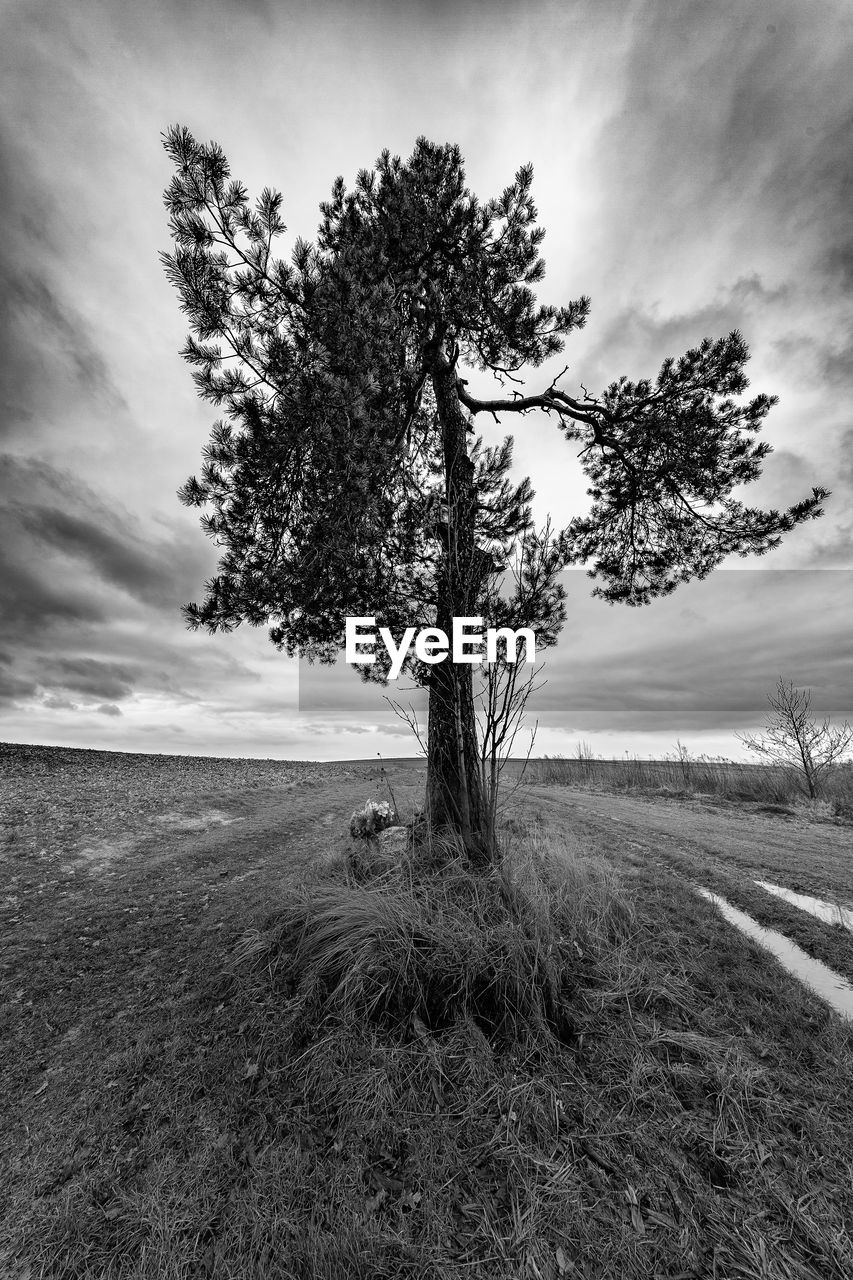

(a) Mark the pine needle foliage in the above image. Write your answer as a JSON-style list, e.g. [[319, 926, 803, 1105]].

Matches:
[[161, 124, 826, 650]]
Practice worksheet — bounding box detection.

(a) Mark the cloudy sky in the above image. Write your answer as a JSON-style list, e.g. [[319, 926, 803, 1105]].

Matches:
[[1, 0, 850, 761]]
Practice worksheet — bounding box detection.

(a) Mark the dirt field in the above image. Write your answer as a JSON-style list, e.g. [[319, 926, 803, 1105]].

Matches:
[[3, 746, 853, 1278], [1, 748, 427, 1086]]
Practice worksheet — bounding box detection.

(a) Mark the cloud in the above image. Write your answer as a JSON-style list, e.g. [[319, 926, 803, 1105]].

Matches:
[[563, 3, 853, 397], [527, 569, 853, 733], [805, 521, 853, 569], [0, 448, 281, 726], [0, 546, 106, 630], [0, 454, 213, 622], [594, 0, 853, 271], [42, 695, 79, 711], [44, 658, 135, 702], [0, 129, 127, 446], [579, 275, 793, 395], [0, 667, 39, 707], [18, 504, 178, 610]]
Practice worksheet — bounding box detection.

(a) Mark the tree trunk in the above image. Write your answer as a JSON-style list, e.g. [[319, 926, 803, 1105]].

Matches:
[[425, 648, 489, 860], [424, 351, 492, 864]]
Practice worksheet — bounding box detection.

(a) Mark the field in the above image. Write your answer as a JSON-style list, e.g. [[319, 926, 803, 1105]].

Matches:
[[2, 743, 852, 1279], [524, 753, 853, 815]]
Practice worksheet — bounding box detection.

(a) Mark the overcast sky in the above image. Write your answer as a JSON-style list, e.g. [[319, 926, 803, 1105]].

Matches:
[[1, 0, 850, 761]]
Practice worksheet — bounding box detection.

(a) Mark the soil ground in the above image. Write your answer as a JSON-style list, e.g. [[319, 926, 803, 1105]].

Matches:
[[2, 746, 852, 1278]]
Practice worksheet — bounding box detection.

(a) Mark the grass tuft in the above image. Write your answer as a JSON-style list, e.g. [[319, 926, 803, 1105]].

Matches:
[[229, 825, 632, 1046]]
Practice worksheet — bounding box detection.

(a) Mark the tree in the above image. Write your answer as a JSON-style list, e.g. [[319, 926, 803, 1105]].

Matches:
[[737, 678, 853, 798], [473, 529, 552, 850], [161, 126, 828, 862]]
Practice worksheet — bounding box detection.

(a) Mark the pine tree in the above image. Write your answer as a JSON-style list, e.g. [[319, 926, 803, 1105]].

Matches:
[[161, 127, 828, 862]]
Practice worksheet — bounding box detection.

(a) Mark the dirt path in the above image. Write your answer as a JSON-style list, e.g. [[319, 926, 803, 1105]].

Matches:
[[516, 783, 853, 992], [520, 784, 853, 903]]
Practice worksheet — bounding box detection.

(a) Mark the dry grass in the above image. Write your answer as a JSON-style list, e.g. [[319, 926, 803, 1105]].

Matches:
[[227, 824, 633, 1046], [4, 785, 853, 1278], [525, 753, 853, 814]]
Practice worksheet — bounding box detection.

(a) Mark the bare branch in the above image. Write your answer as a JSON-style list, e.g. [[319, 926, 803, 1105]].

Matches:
[[737, 677, 853, 799]]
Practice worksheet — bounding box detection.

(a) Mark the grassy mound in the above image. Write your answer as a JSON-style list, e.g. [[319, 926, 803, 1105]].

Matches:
[[229, 825, 632, 1046]]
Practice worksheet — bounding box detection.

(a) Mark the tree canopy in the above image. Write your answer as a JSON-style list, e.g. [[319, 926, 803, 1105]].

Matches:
[[162, 126, 826, 683]]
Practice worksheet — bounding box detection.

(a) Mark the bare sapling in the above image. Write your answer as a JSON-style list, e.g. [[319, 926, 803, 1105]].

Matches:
[[737, 677, 853, 799]]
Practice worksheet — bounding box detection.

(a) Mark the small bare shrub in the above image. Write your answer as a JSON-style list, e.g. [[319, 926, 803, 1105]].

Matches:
[[738, 678, 853, 799]]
